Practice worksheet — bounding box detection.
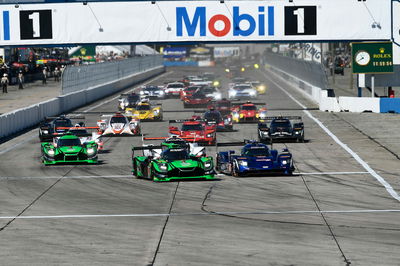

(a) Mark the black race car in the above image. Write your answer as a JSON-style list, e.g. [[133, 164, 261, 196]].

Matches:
[[203, 109, 233, 131], [118, 93, 141, 111], [39, 115, 85, 142], [258, 116, 304, 143]]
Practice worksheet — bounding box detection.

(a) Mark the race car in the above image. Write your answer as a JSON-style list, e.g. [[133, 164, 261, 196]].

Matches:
[[249, 81, 267, 94], [169, 119, 216, 145], [231, 102, 267, 123], [203, 108, 233, 131], [258, 116, 304, 143], [138, 85, 165, 99], [202, 72, 221, 87], [41, 133, 98, 165], [125, 100, 163, 121], [182, 90, 213, 108], [118, 93, 141, 111], [132, 142, 215, 182], [207, 99, 234, 117], [228, 83, 257, 99], [188, 77, 212, 86], [203, 86, 222, 100], [53, 125, 104, 151], [97, 112, 141, 136], [180, 85, 203, 100], [228, 77, 248, 89], [216, 140, 294, 176], [39, 115, 85, 142], [164, 82, 185, 98]]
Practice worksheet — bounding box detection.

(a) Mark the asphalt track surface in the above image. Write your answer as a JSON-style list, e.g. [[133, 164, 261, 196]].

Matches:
[[0, 66, 400, 266]]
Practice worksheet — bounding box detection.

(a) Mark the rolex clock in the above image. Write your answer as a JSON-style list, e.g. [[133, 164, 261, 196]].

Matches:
[[355, 50, 371, 66]]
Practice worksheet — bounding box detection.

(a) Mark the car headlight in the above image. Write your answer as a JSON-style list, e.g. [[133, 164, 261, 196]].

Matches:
[[204, 161, 213, 170], [213, 81, 220, 87], [295, 131, 300, 134], [42, 130, 48, 134], [249, 90, 256, 96], [238, 160, 248, 167], [47, 149, 55, 156], [225, 68, 230, 73], [87, 147, 95, 155], [215, 93, 222, 100], [153, 109, 160, 115], [206, 133, 213, 138], [259, 111, 267, 118], [159, 163, 168, 172], [140, 91, 145, 95], [159, 90, 165, 95], [229, 90, 236, 97], [281, 160, 288, 165], [233, 113, 239, 118], [258, 85, 266, 92], [124, 102, 129, 106]]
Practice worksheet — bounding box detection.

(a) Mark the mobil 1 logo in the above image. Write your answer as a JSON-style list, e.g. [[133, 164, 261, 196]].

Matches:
[[284, 6, 316, 35], [20, 10, 52, 40]]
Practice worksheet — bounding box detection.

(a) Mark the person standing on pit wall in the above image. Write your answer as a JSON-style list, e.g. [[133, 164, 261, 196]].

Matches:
[[42, 66, 47, 85], [54, 67, 60, 82], [18, 71, 24, 89], [1, 73, 8, 93]]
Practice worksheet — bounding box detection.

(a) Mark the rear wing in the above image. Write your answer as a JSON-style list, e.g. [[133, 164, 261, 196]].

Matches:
[[262, 116, 302, 121], [169, 119, 205, 123], [44, 115, 85, 121], [232, 102, 265, 106]]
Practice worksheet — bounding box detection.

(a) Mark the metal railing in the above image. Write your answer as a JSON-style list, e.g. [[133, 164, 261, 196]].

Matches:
[[61, 55, 163, 95], [263, 52, 329, 90]]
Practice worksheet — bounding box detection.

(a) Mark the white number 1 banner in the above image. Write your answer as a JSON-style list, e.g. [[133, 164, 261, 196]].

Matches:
[[0, 0, 392, 46]]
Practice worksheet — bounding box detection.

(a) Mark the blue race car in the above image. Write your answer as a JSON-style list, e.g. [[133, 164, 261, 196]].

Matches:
[[216, 141, 294, 176]]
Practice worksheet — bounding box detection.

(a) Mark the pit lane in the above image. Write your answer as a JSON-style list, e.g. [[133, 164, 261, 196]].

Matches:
[[0, 66, 399, 265]]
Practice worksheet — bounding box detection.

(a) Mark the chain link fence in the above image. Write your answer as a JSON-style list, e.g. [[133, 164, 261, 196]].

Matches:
[[61, 55, 163, 95], [263, 52, 329, 90]]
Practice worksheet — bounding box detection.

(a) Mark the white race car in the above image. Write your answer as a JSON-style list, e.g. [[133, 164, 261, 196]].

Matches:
[[97, 113, 141, 136], [228, 83, 257, 99]]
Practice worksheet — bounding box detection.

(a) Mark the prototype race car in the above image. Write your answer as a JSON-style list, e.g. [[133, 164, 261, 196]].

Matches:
[[216, 140, 294, 176], [183, 90, 213, 108], [39, 115, 85, 142], [41, 133, 98, 165], [97, 113, 141, 136], [169, 119, 216, 145], [203, 86, 222, 100], [180, 85, 203, 100], [164, 82, 185, 98], [231, 102, 267, 123], [142, 136, 207, 158], [118, 93, 141, 111], [203, 108, 233, 131], [228, 83, 257, 99], [139, 85, 165, 99], [125, 100, 163, 121], [258, 116, 304, 143], [132, 143, 215, 181], [54, 125, 104, 151]]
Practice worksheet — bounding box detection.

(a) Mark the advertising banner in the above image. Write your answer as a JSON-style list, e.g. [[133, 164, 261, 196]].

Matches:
[[0, 0, 392, 46]]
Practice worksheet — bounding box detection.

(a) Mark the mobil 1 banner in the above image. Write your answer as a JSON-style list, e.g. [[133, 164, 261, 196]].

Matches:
[[0, 0, 391, 46]]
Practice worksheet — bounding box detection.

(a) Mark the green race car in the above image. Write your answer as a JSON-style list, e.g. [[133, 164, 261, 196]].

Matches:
[[132, 143, 215, 182], [41, 134, 98, 165]]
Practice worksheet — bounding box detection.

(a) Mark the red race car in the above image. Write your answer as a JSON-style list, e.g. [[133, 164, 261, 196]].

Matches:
[[169, 119, 216, 145], [182, 90, 213, 108], [231, 101, 267, 123], [180, 85, 203, 101]]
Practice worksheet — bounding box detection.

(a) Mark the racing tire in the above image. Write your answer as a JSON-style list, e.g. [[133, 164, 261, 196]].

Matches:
[[132, 159, 138, 177]]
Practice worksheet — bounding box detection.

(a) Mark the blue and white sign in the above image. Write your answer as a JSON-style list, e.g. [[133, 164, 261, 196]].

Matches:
[[0, 0, 392, 46]]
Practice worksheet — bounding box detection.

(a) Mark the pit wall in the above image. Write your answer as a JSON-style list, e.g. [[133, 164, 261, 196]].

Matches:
[[265, 65, 400, 114], [0, 66, 164, 139]]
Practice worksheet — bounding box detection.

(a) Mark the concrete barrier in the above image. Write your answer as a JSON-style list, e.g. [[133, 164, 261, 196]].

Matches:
[[338, 97, 380, 113], [0, 66, 164, 140], [380, 98, 400, 113]]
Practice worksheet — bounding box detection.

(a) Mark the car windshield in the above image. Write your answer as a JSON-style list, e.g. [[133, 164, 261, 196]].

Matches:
[[68, 129, 88, 136], [110, 116, 127, 124], [242, 105, 257, 111], [243, 147, 270, 157], [136, 105, 151, 110], [181, 124, 203, 131], [162, 149, 190, 161], [205, 112, 222, 122], [168, 83, 184, 88], [271, 120, 292, 129], [251, 82, 260, 86], [185, 87, 199, 92], [203, 87, 216, 93], [233, 77, 246, 83], [145, 87, 159, 91], [57, 138, 81, 147], [127, 95, 140, 102], [192, 92, 205, 98], [54, 119, 73, 127], [234, 85, 252, 90]]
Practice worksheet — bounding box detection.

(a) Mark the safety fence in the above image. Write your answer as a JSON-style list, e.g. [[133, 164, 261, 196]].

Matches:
[[264, 53, 400, 114], [0, 66, 164, 139], [263, 52, 329, 91], [62, 55, 163, 95]]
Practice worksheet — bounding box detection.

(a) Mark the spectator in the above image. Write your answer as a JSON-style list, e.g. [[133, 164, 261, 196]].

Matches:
[[18, 71, 24, 89], [42, 67, 47, 84], [54, 67, 60, 82], [1, 73, 8, 93]]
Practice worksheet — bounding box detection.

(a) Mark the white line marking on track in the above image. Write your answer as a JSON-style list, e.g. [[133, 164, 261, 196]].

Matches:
[[1, 209, 400, 220], [262, 70, 400, 202], [296, 171, 369, 175]]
